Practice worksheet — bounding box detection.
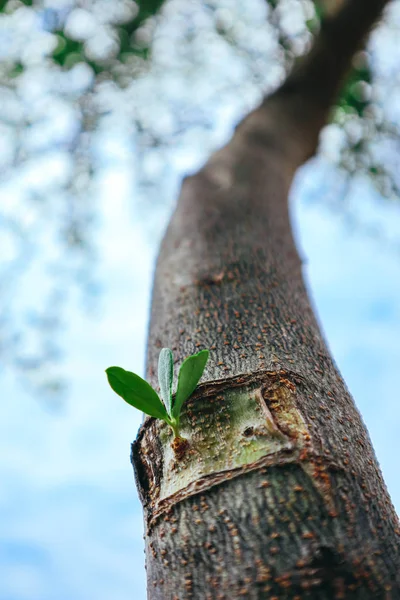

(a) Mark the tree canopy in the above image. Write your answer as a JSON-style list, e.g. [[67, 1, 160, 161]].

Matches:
[[1, 0, 399, 396]]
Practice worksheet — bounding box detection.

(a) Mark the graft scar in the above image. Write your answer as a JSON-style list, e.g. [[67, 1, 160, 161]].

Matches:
[[135, 371, 339, 523], [262, 376, 338, 515]]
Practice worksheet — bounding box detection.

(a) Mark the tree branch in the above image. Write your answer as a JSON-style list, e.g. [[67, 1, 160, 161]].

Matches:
[[236, 0, 392, 168], [281, 0, 389, 109]]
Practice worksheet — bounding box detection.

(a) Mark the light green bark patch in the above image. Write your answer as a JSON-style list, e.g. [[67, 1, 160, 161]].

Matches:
[[158, 383, 294, 502]]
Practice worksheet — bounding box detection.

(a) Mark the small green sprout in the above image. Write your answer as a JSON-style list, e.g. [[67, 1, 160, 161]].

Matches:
[[106, 348, 209, 440]]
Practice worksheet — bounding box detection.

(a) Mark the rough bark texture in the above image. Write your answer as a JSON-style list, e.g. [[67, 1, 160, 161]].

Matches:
[[132, 0, 400, 597]]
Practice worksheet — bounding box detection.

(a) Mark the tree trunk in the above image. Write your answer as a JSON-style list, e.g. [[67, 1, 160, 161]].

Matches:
[[132, 1, 400, 597]]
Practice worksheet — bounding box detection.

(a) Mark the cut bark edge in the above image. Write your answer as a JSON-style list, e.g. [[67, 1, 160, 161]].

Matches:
[[133, 370, 353, 532]]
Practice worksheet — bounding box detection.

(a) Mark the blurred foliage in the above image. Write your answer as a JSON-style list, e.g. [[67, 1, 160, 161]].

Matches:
[[0, 0, 399, 397]]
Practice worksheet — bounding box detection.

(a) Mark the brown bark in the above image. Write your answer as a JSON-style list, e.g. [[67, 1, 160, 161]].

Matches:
[[132, 0, 400, 598]]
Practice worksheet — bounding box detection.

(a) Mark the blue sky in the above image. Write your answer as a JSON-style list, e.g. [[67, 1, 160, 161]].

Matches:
[[1, 2, 400, 599], [1, 157, 400, 600]]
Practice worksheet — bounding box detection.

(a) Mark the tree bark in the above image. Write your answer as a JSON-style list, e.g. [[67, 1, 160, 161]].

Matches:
[[132, 0, 400, 598]]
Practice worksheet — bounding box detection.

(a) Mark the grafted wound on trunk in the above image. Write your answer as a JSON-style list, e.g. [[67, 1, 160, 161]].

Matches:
[[133, 370, 340, 529]]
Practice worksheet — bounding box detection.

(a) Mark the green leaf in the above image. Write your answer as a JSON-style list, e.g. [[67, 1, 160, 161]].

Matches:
[[158, 348, 174, 416], [106, 366, 168, 420], [173, 350, 209, 419]]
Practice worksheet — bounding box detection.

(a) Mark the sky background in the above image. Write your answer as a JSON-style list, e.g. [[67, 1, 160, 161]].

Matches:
[[1, 1, 400, 599]]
